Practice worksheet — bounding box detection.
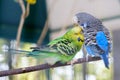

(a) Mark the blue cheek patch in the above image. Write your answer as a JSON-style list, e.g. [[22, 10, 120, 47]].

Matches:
[[81, 23, 88, 28]]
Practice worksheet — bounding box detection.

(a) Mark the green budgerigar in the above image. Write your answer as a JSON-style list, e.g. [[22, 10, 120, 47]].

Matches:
[[12, 25, 84, 64]]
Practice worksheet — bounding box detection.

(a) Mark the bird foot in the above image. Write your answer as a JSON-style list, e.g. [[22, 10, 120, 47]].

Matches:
[[67, 59, 78, 66], [85, 55, 92, 61]]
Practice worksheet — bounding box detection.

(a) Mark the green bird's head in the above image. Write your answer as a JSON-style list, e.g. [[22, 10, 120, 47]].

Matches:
[[64, 25, 84, 48]]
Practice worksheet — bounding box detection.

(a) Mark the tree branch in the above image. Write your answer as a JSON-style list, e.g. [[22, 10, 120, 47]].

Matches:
[[37, 0, 58, 46], [16, 0, 30, 48], [0, 57, 101, 77], [37, 20, 49, 45], [16, 0, 26, 48]]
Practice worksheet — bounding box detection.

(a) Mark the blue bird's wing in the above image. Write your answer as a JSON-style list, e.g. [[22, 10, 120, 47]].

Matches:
[[96, 31, 108, 51], [96, 31, 109, 68]]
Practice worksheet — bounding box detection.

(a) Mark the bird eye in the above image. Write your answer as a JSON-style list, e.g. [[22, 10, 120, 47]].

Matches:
[[77, 20, 80, 23], [77, 37, 81, 42]]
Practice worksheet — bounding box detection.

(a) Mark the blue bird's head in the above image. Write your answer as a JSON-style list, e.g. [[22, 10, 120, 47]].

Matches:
[[73, 12, 102, 29]]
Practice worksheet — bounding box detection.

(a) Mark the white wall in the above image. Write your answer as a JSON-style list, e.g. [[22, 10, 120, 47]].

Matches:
[[46, 0, 120, 30]]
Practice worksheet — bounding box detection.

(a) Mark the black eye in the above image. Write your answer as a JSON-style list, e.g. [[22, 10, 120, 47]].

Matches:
[[78, 20, 80, 23], [77, 37, 81, 42]]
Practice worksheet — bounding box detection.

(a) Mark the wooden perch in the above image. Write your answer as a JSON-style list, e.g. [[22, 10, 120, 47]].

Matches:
[[0, 57, 101, 77]]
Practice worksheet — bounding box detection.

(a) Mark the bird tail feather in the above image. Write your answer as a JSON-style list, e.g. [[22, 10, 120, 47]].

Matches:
[[8, 49, 31, 54], [100, 53, 109, 69], [9, 49, 57, 58]]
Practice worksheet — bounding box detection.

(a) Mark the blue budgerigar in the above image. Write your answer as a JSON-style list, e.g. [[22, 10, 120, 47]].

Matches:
[[73, 12, 112, 69]]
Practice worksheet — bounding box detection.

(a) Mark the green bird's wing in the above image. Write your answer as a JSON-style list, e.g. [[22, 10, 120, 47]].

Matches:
[[28, 37, 77, 64], [49, 38, 77, 56]]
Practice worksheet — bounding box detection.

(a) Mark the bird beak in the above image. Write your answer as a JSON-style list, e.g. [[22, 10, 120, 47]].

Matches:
[[72, 16, 78, 24], [81, 39, 84, 42], [72, 16, 81, 27]]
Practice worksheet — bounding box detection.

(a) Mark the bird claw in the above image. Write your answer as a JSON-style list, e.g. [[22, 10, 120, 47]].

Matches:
[[86, 55, 92, 61], [67, 59, 78, 66]]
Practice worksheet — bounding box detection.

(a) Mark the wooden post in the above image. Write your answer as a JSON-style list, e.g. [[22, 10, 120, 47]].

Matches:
[[113, 30, 120, 80]]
